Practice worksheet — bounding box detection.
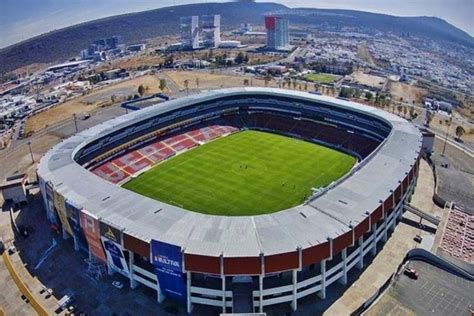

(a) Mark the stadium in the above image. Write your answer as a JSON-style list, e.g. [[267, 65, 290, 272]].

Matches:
[[37, 88, 422, 313]]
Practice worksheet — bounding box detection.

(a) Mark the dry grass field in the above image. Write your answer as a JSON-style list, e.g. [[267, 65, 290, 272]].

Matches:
[[165, 70, 280, 90], [25, 75, 162, 134], [388, 81, 428, 104], [352, 71, 387, 89]]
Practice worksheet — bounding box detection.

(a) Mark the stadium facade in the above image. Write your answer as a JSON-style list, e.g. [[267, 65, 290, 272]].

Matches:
[[37, 88, 422, 313]]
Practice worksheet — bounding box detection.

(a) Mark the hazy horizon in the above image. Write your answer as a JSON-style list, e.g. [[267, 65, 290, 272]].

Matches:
[[0, 0, 473, 49]]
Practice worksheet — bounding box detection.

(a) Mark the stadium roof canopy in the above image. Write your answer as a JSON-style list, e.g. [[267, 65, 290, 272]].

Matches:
[[37, 88, 422, 257]]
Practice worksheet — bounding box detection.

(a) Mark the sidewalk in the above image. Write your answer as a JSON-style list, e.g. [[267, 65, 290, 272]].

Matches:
[[323, 159, 442, 315]]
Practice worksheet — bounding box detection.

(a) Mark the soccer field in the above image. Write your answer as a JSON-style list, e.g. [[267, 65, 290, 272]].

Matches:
[[304, 73, 340, 84], [123, 130, 356, 216]]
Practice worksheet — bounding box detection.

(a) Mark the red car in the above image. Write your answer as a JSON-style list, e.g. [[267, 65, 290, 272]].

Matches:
[[404, 268, 419, 280]]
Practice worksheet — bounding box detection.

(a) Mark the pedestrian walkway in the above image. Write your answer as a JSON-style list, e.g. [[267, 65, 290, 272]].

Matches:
[[323, 159, 441, 315]]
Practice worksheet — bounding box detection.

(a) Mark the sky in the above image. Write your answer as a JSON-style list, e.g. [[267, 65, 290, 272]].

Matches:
[[0, 0, 473, 49]]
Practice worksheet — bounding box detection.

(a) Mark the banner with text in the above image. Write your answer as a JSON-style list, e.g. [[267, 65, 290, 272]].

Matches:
[[151, 240, 186, 303], [45, 182, 59, 225], [53, 190, 73, 236], [100, 237, 130, 277], [65, 200, 87, 251], [79, 210, 107, 263]]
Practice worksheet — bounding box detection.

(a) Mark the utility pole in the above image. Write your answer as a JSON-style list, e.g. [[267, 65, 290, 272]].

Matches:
[[442, 118, 452, 156], [27, 141, 34, 163], [73, 114, 78, 133]]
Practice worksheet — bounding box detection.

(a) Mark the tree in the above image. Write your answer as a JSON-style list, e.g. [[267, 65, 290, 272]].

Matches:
[[409, 106, 415, 119], [110, 95, 117, 103], [138, 84, 145, 97], [264, 74, 271, 87], [455, 126, 465, 140], [314, 82, 320, 92], [425, 110, 434, 127], [365, 91, 373, 102], [304, 82, 308, 91], [195, 77, 200, 89], [235, 52, 245, 64], [159, 79, 167, 92], [183, 79, 189, 95], [243, 78, 250, 86], [396, 105, 403, 116], [338, 87, 353, 98]]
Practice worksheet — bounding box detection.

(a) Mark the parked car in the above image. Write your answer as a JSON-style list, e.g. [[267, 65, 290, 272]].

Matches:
[[414, 235, 423, 243], [404, 268, 419, 279]]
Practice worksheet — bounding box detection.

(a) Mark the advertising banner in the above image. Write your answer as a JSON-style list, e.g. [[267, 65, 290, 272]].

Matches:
[[45, 182, 59, 225], [100, 237, 130, 277], [65, 200, 87, 251], [99, 221, 121, 244], [99, 221, 129, 277], [79, 210, 107, 263], [53, 190, 73, 236], [151, 240, 187, 303]]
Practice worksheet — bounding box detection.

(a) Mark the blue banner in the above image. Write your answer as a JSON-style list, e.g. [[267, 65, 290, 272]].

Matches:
[[151, 240, 186, 303], [101, 237, 129, 277]]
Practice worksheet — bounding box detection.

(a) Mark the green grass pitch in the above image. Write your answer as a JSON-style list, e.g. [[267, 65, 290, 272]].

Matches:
[[123, 130, 357, 216]]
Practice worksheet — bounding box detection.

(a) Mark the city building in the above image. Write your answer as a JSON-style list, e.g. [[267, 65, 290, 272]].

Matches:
[[201, 15, 221, 48], [265, 16, 289, 50], [218, 40, 242, 49], [180, 16, 200, 50], [94, 36, 121, 50], [126, 44, 146, 52]]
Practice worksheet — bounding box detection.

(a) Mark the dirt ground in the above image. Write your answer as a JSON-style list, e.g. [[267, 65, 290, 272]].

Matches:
[[97, 55, 165, 71], [352, 71, 387, 89], [388, 81, 428, 104], [429, 111, 474, 145], [357, 43, 376, 65], [25, 75, 162, 134], [165, 71, 280, 90]]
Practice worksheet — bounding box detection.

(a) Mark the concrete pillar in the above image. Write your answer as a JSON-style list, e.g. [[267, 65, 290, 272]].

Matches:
[[392, 212, 396, 231], [371, 223, 377, 256], [357, 237, 364, 270], [291, 269, 297, 311], [259, 274, 264, 313], [62, 227, 68, 240], [221, 275, 226, 313], [187, 271, 193, 313], [318, 259, 326, 299], [156, 280, 164, 303], [73, 234, 79, 251], [128, 251, 137, 289], [221, 254, 226, 313], [338, 248, 347, 285]]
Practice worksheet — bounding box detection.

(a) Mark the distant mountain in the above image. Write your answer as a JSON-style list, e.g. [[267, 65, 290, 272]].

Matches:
[[282, 8, 473, 47], [0, 2, 472, 73]]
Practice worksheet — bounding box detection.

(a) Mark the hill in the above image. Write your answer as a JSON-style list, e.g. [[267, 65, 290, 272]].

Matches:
[[0, 2, 472, 73]]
